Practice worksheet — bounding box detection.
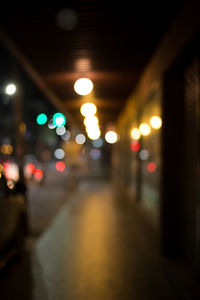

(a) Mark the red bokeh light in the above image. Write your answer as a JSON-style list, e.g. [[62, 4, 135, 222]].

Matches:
[[34, 168, 43, 180], [130, 141, 140, 152], [147, 162, 157, 173], [3, 162, 10, 179], [26, 163, 35, 174], [56, 161, 65, 172]]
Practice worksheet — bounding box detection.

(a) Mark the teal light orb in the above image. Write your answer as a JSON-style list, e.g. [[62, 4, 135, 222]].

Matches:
[[53, 112, 66, 127], [37, 113, 47, 125]]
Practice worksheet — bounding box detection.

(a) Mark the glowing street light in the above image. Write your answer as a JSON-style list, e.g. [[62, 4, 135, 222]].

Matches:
[[139, 123, 151, 136], [150, 116, 162, 129], [83, 115, 99, 127], [53, 112, 66, 127], [105, 130, 118, 144], [131, 128, 141, 140], [5, 83, 17, 95], [80, 102, 97, 117], [87, 127, 101, 140], [74, 78, 93, 95]]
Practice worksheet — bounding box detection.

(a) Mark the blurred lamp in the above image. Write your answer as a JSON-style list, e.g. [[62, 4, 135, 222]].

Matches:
[[139, 123, 151, 136], [105, 130, 118, 144], [56, 161, 66, 172], [81, 102, 97, 117], [75, 133, 86, 145], [92, 138, 103, 148], [74, 78, 93, 95], [56, 126, 66, 136], [131, 128, 141, 140], [139, 149, 149, 160], [36, 113, 47, 125], [53, 112, 66, 127], [5, 83, 16, 95], [48, 119, 56, 129], [83, 115, 98, 127], [150, 116, 162, 129], [87, 127, 101, 140], [54, 148, 65, 159], [130, 141, 140, 152]]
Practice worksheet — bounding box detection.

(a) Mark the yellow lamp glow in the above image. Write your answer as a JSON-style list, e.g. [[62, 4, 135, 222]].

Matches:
[[131, 128, 141, 140], [74, 78, 93, 95], [150, 116, 162, 129], [84, 115, 99, 127], [86, 124, 100, 133], [87, 128, 101, 140], [105, 131, 118, 144], [80, 102, 97, 117], [139, 123, 151, 136]]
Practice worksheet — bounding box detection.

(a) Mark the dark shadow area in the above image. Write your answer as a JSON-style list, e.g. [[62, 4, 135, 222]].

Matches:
[[0, 251, 32, 300]]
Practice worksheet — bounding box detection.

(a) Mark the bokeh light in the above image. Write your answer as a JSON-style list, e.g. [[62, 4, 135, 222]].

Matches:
[[147, 162, 157, 173], [36, 113, 47, 125], [92, 138, 103, 148], [74, 78, 93, 95], [34, 169, 43, 180], [54, 148, 65, 159], [130, 141, 140, 152], [90, 149, 101, 160], [80, 102, 97, 117], [5, 83, 16, 95], [139, 123, 151, 136], [131, 128, 141, 140], [61, 130, 71, 141], [0, 144, 13, 155], [3, 162, 19, 181], [56, 126, 66, 136], [75, 133, 86, 145], [150, 115, 162, 129], [24, 163, 36, 179], [139, 149, 149, 160], [53, 112, 66, 127], [87, 128, 101, 140], [56, 161, 66, 172], [26, 163, 36, 174], [83, 115, 98, 127], [48, 119, 56, 129], [105, 131, 118, 144]]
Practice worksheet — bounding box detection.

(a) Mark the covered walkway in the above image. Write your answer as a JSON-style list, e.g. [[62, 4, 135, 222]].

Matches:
[[29, 180, 200, 299]]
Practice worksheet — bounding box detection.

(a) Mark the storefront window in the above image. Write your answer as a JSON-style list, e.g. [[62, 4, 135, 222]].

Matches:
[[138, 90, 162, 223]]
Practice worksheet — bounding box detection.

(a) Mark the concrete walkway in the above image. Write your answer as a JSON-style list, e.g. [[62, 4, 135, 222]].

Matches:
[[31, 179, 200, 300]]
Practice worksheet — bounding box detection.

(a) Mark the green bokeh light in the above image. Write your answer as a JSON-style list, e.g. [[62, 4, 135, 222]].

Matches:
[[53, 112, 66, 127], [37, 113, 47, 125]]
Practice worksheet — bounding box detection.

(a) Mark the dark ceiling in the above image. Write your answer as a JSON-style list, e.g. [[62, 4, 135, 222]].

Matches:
[[0, 0, 183, 132]]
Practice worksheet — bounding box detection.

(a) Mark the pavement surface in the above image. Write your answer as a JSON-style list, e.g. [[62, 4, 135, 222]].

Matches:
[[0, 172, 200, 299]]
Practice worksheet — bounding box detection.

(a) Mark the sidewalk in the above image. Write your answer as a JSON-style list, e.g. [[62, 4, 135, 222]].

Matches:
[[31, 179, 200, 300]]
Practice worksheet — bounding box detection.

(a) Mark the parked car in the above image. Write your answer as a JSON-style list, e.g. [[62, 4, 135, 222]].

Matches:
[[0, 172, 28, 270]]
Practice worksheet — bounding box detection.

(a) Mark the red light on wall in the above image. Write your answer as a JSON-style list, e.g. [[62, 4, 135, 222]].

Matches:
[[26, 163, 35, 174], [147, 162, 157, 173], [34, 168, 43, 180], [130, 141, 140, 152], [56, 161, 65, 172]]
